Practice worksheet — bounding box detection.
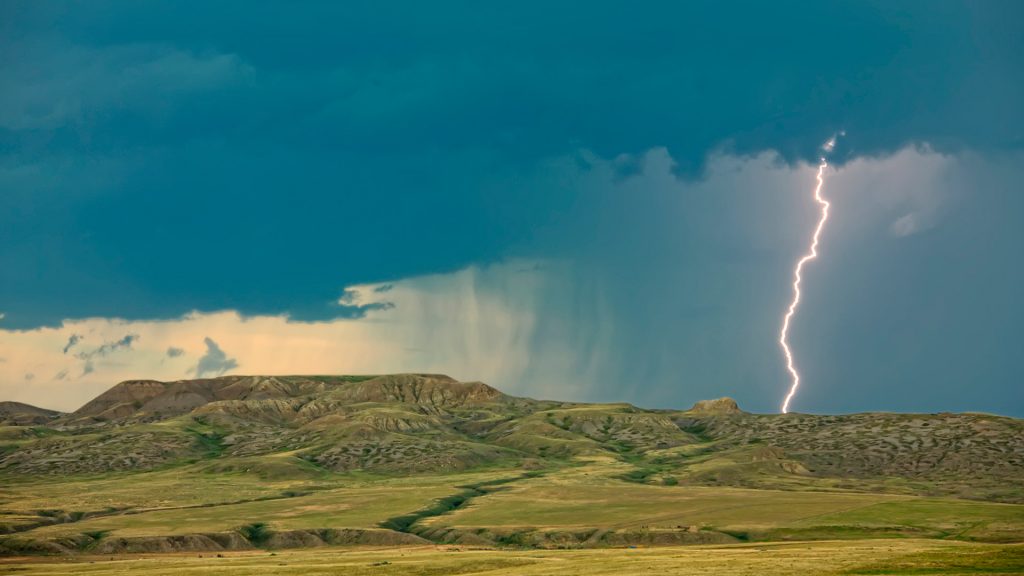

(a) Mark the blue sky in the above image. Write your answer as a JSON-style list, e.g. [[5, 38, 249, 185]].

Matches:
[[1, 1, 1022, 415]]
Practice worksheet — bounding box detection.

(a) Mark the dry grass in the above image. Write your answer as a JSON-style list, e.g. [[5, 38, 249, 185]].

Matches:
[[1, 540, 1022, 575]]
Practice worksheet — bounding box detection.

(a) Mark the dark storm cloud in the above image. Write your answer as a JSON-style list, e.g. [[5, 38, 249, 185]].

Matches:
[[166, 347, 185, 358], [192, 337, 238, 378], [507, 147, 1024, 416], [0, 1, 1021, 416], [335, 301, 396, 319], [0, 1, 1020, 328]]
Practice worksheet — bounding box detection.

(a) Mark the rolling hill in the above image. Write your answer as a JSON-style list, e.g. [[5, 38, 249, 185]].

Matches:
[[1, 374, 1022, 557], [0, 402, 62, 427]]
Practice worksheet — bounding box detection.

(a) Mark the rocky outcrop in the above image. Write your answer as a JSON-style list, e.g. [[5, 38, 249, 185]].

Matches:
[[330, 374, 506, 410], [688, 397, 742, 414], [416, 526, 739, 548], [0, 528, 427, 556], [263, 528, 428, 549], [94, 532, 252, 554]]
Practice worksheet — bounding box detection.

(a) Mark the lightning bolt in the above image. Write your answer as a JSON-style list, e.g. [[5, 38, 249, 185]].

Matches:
[[779, 143, 835, 414]]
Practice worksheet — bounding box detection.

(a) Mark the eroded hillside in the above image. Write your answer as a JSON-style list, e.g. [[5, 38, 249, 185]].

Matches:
[[3, 375, 1022, 500]]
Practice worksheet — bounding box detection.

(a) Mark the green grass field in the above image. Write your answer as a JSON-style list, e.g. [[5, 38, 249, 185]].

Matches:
[[0, 466, 513, 538], [420, 458, 1024, 543], [3, 456, 1022, 551]]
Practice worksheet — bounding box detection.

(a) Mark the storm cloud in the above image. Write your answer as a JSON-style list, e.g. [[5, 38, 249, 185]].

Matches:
[[1, 2, 1021, 329], [0, 2, 1020, 416]]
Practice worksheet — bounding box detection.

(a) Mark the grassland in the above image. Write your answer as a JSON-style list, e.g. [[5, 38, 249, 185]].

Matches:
[[3, 467, 508, 538], [1, 540, 1022, 575], [417, 457, 1024, 545], [2, 455, 1022, 554], [1, 374, 1022, 570]]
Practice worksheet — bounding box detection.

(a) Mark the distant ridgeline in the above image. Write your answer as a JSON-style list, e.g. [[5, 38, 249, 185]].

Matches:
[[2, 374, 1021, 504]]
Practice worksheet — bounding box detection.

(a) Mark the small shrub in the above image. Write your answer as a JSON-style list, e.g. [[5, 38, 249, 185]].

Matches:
[[239, 522, 272, 546]]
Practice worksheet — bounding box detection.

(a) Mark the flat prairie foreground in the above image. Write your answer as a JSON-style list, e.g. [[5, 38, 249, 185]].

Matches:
[[1, 540, 1022, 576]]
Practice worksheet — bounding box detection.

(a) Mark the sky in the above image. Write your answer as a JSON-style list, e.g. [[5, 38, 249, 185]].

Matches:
[[1, 1, 1022, 415]]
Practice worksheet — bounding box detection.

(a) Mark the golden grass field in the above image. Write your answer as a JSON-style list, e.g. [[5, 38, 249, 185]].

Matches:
[[2, 540, 1023, 575]]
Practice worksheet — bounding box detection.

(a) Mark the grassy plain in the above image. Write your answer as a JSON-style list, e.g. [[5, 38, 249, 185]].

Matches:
[[423, 458, 1024, 543], [0, 466, 513, 538], [3, 457, 1022, 548], [1, 540, 1022, 576]]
